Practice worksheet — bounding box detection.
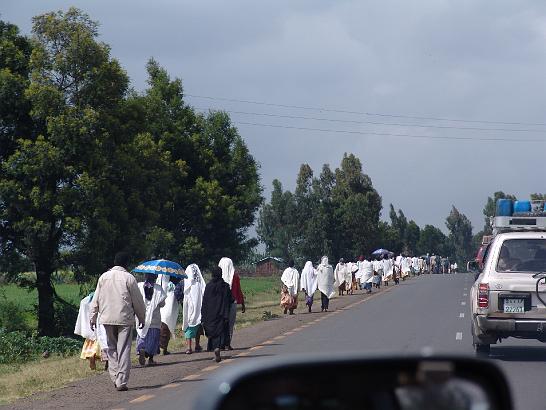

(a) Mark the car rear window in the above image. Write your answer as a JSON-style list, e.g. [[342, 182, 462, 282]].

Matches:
[[496, 239, 546, 273]]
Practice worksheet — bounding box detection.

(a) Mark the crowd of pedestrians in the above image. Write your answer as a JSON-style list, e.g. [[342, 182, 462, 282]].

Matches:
[[279, 252, 458, 316], [74, 250, 457, 391], [75, 252, 245, 391]]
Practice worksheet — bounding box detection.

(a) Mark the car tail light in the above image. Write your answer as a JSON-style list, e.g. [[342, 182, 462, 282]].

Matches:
[[478, 283, 489, 308]]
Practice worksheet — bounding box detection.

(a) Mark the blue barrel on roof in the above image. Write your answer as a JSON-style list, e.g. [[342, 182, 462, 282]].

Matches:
[[496, 199, 513, 216], [514, 200, 531, 214]]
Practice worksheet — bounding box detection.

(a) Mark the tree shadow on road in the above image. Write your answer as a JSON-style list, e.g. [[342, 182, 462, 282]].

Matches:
[[489, 345, 546, 362]]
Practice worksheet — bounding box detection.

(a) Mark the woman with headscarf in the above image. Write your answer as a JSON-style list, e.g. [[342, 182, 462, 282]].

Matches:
[[317, 256, 335, 312], [334, 258, 348, 296], [74, 292, 108, 370], [218, 257, 245, 350], [280, 259, 300, 315], [136, 273, 167, 366], [183, 264, 206, 354], [382, 254, 393, 286], [201, 266, 234, 363], [159, 275, 182, 355], [300, 261, 318, 313], [358, 256, 374, 294]]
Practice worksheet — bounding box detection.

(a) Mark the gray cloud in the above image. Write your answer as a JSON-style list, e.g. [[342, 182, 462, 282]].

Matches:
[[3, 0, 546, 234]]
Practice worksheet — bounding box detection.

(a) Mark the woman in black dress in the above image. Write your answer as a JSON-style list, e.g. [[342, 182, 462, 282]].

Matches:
[[201, 266, 234, 362]]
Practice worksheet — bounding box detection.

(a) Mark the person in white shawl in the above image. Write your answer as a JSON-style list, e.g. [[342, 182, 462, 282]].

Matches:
[[372, 258, 383, 288], [183, 264, 206, 354], [136, 274, 167, 366], [334, 258, 349, 296], [382, 255, 393, 286], [158, 274, 182, 355], [401, 255, 412, 280], [300, 261, 318, 313], [358, 256, 374, 293], [346, 261, 358, 295], [74, 292, 108, 370], [317, 256, 335, 312], [280, 259, 300, 315]]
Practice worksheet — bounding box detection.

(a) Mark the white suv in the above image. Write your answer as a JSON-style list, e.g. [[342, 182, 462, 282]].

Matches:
[[470, 230, 546, 355]]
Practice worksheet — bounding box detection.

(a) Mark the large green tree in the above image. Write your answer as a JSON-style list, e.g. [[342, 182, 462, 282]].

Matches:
[[0, 9, 137, 335], [257, 179, 297, 261], [0, 10, 262, 335], [258, 154, 381, 264], [133, 61, 262, 266], [416, 225, 448, 256], [331, 153, 382, 260], [446, 206, 473, 266]]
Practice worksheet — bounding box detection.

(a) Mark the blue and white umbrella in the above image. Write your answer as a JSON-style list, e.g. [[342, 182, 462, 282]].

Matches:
[[372, 248, 390, 257], [133, 259, 186, 278]]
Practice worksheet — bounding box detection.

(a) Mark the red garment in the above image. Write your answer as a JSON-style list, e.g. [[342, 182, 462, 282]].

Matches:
[[231, 273, 245, 305]]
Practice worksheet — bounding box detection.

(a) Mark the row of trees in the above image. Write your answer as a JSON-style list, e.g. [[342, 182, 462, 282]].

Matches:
[[0, 9, 262, 335], [257, 154, 475, 267]]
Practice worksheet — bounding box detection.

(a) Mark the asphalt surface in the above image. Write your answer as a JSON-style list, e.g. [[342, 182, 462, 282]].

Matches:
[[124, 274, 546, 410]]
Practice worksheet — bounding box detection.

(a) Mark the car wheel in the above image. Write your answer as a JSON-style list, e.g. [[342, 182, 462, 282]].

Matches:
[[474, 343, 490, 356], [471, 318, 491, 356]]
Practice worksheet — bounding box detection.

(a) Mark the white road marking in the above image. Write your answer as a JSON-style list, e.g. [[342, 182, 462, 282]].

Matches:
[[459, 313, 465, 318], [461, 301, 466, 306], [456, 332, 463, 341], [463, 293, 468, 297]]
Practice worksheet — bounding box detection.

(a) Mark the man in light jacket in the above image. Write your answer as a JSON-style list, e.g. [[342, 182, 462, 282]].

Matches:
[[90, 252, 146, 391]]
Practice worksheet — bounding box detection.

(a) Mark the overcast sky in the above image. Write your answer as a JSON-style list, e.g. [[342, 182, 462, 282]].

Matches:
[[4, 1, 546, 234]]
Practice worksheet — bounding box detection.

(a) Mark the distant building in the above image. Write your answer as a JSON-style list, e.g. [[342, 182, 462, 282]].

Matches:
[[255, 257, 285, 276]]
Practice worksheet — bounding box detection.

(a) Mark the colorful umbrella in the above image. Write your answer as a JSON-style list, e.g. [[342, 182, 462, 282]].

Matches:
[[133, 259, 186, 278]]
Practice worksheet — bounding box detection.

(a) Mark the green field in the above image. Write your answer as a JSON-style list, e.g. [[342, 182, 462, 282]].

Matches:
[[0, 275, 280, 330]]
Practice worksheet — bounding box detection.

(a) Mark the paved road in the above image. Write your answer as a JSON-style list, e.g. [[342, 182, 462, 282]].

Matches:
[[126, 274, 546, 410]]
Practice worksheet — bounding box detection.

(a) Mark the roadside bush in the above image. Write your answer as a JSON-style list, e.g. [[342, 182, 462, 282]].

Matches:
[[0, 329, 82, 365], [0, 292, 29, 332], [0, 330, 35, 364], [52, 298, 79, 337]]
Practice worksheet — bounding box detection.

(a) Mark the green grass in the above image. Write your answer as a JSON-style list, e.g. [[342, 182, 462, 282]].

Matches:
[[1, 283, 82, 307], [0, 284, 83, 329]]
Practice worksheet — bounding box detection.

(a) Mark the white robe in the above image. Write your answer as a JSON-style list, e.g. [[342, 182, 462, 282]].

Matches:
[[300, 261, 318, 296], [74, 294, 107, 347], [183, 264, 206, 331], [317, 257, 336, 298], [401, 257, 412, 276], [360, 260, 374, 283], [158, 275, 180, 338], [346, 262, 357, 285], [412, 257, 419, 271], [382, 258, 393, 281], [281, 267, 300, 297], [355, 261, 364, 281], [334, 263, 348, 286], [219, 257, 235, 289], [136, 283, 167, 339]]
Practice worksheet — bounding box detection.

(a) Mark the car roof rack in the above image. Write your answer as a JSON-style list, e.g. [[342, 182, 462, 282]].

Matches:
[[492, 216, 546, 234]]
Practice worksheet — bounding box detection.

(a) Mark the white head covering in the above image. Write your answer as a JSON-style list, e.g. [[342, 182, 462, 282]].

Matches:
[[317, 256, 335, 298], [182, 264, 206, 330], [281, 266, 300, 296], [219, 257, 235, 288], [136, 282, 167, 339], [300, 261, 318, 295]]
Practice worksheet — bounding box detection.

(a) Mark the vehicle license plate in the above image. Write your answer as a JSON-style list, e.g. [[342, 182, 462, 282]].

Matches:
[[504, 299, 525, 313]]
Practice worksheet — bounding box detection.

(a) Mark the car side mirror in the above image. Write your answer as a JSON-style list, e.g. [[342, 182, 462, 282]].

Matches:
[[195, 355, 513, 410]]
